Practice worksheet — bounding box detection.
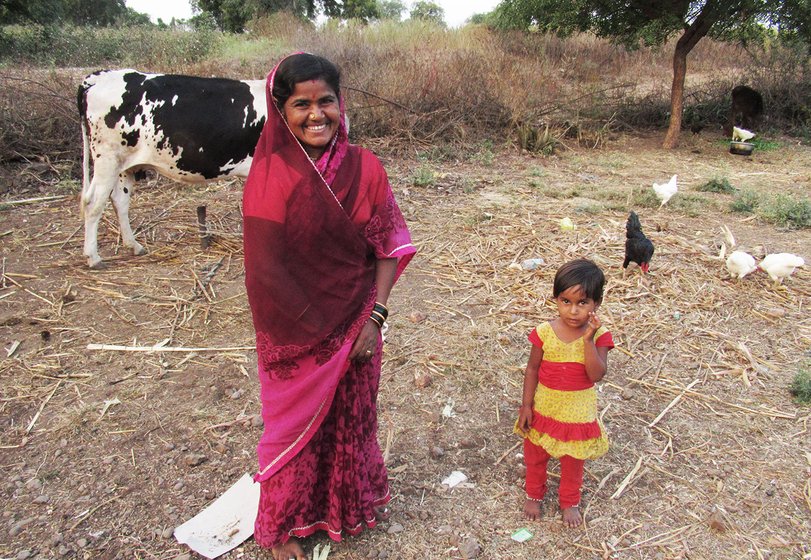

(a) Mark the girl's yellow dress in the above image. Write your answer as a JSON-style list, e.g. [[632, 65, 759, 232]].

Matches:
[[515, 322, 613, 460]]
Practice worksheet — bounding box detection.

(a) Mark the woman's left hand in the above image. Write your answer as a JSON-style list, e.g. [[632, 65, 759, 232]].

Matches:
[[349, 319, 380, 361]]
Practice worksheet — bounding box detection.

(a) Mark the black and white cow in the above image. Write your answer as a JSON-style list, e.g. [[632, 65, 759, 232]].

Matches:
[[77, 69, 267, 268]]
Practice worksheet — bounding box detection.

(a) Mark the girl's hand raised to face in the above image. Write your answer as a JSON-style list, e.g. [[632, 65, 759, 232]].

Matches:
[[583, 311, 601, 339]]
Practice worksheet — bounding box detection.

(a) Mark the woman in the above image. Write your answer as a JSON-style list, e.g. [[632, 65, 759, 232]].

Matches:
[[243, 53, 415, 560]]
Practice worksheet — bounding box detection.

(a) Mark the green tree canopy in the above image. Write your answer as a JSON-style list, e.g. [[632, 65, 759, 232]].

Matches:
[[409, 0, 444, 26], [376, 0, 405, 21], [491, 0, 811, 148], [192, 0, 380, 31], [1, 0, 134, 25]]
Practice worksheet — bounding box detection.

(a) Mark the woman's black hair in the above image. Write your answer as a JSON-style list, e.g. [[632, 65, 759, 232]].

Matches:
[[553, 259, 605, 303], [272, 53, 341, 108]]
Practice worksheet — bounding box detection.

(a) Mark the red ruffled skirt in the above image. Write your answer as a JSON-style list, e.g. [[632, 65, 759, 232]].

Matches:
[[254, 349, 390, 547]]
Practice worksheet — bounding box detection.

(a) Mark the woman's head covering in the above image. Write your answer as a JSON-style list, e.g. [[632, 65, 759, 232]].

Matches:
[[267, 52, 348, 183]]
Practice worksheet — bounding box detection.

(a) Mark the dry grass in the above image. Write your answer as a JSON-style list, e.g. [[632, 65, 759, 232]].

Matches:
[[1, 131, 809, 559]]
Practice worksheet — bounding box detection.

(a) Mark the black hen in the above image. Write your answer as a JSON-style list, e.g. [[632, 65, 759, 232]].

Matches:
[[624, 211, 654, 273]]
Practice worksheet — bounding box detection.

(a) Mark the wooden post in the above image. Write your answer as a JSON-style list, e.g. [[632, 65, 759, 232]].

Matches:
[[196, 205, 211, 250]]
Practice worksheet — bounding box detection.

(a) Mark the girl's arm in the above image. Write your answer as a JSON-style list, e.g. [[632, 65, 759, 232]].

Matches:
[[349, 258, 398, 360], [583, 311, 608, 381], [518, 345, 543, 432]]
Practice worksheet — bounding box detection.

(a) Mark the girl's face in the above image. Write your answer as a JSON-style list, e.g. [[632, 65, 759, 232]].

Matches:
[[554, 285, 599, 329], [282, 78, 340, 159]]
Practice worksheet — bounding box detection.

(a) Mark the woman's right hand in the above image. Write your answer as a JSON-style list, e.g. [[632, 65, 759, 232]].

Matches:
[[517, 405, 534, 433]]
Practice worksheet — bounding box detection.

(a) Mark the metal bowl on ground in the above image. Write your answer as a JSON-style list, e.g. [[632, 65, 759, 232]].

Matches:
[[729, 141, 755, 156]]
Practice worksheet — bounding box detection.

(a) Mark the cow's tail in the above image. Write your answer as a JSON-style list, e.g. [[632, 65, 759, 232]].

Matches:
[[77, 80, 91, 220]]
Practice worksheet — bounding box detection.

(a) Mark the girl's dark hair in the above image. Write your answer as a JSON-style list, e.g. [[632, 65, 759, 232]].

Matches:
[[553, 259, 605, 303], [272, 53, 341, 108]]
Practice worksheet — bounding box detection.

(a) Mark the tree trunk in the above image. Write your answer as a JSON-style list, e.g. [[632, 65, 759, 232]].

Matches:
[[662, 43, 688, 148], [661, 10, 715, 149]]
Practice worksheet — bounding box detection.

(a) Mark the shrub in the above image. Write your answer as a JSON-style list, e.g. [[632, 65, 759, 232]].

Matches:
[[411, 165, 436, 187], [730, 190, 760, 213], [789, 363, 811, 405], [696, 178, 736, 193], [760, 195, 811, 229]]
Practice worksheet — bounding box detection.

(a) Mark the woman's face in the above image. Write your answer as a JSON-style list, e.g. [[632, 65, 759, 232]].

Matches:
[[282, 78, 340, 159]]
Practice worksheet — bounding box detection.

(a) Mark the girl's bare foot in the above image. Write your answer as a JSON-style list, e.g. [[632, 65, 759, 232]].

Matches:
[[270, 537, 306, 560], [561, 506, 582, 528], [523, 498, 541, 521]]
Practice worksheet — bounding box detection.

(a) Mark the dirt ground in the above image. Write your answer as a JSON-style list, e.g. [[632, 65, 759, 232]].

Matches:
[[1, 132, 810, 560]]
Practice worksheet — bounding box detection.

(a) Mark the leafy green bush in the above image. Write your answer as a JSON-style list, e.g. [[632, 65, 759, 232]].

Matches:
[[0, 24, 221, 67], [760, 195, 811, 229], [790, 363, 811, 405], [696, 178, 736, 193], [411, 165, 436, 187], [730, 190, 761, 213]]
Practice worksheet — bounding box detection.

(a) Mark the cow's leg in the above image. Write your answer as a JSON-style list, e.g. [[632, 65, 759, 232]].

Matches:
[[83, 159, 119, 269], [110, 171, 146, 257]]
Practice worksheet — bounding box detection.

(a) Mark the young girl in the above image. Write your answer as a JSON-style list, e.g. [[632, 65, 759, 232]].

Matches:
[[515, 259, 614, 528]]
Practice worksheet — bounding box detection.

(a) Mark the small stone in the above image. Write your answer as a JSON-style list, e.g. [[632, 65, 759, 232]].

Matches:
[[16, 550, 31, 560], [230, 388, 244, 400], [25, 478, 42, 491], [366, 549, 378, 559], [175, 555, 191, 560], [77, 538, 88, 548], [33, 494, 50, 504], [214, 442, 226, 454], [436, 524, 453, 534], [184, 453, 207, 467], [250, 414, 264, 428], [459, 537, 481, 558], [162, 527, 174, 539], [54, 449, 62, 458], [377, 552, 389, 559], [49, 533, 64, 546], [620, 387, 635, 400], [387, 522, 404, 534], [9, 518, 33, 536], [164, 442, 176, 452], [58, 546, 70, 557], [173, 481, 184, 491], [413, 372, 432, 388], [458, 438, 478, 449], [707, 510, 726, 532], [429, 446, 445, 459], [407, 311, 426, 324]]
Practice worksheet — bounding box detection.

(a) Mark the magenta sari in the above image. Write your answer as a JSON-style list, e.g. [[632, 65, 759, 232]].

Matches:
[[243, 55, 415, 548]]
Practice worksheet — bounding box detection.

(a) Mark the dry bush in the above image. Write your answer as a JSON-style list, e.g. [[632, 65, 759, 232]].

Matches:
[[2, 21, 809, 169], [0, 69, 82, 167]]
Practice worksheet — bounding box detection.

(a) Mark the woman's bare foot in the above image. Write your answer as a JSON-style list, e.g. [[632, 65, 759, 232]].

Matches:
[[523, 498, 541, 521], [561, 506, 582, 528], [270, 537, 306, 560], [375, 505, 391, 521]]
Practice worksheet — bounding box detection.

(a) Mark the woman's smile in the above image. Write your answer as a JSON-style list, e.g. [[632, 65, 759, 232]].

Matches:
[[282, 79, 340, 159]]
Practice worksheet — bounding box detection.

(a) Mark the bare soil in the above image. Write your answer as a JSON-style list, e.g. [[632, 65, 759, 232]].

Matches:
[[1, 132, 810, 560]]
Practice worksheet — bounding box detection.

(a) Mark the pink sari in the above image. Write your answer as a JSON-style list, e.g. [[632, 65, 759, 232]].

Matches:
[[243, 55, 415, 548]]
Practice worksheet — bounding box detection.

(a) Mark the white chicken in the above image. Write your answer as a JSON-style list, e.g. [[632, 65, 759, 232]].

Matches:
[[758, 253, 805, 284], [732, 126, 756, 142], [652, 174, 678, 207], [726, 251, 757, 279]]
